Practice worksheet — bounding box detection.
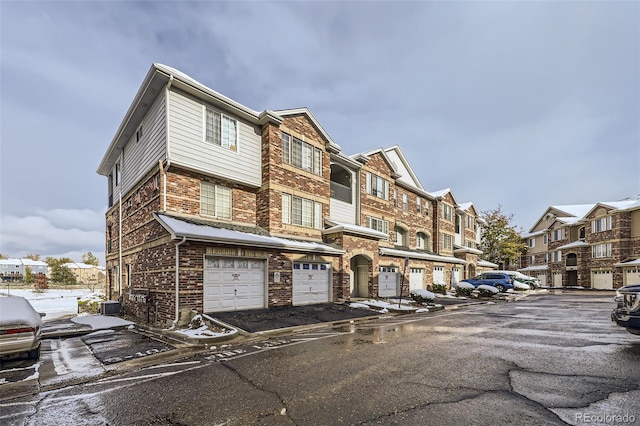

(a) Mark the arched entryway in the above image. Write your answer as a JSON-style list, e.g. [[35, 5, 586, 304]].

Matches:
[[467, 264, 476, 279], [350, 255, 371, 298]]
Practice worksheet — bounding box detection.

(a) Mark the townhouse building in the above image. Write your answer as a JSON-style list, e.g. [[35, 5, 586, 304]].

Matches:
[[520, 197, 640, 289], [97, 64, 487, 327], [0, 258, 48, 281]]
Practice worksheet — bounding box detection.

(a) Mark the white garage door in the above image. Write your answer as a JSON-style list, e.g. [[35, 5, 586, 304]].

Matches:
[[409, 268, 424, 291], [433, 266, 445, 285], [379, 267, 398, 297], [293, 263, 330, 305], [552, 272, 562, 287], [535, 273, 547, 287], [592, 270, 613, 289], [204, 257, 265, 312], [624, 268, 640, 286]]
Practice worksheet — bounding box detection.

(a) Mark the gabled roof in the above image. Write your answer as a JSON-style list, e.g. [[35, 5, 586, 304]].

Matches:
[[154, 213, 344, 255], [430, 188, 459, 206], [583, 196, 640, 218], [529, 204, 594, 233], [273, 107, 341, 153]]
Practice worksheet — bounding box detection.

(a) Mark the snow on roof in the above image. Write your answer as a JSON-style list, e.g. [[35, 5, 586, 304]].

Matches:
[[521, 230, 546, 238], [323, 221, 389, 240], [549, 204, 594, 218], [518, 265, 549, 272], [63, 262, 98, 269], [0, 259, 22, 266], [20, 259, 47, 266], [614, 258, 640, 267], [453, 244, 482, 255], [458, 202, 473, 211], [155, 213, 344, 255], [478, 259, 499, 268], [556, 240, 589, 250], [379, 247, 467, 265], [430, 188, 451, 198]]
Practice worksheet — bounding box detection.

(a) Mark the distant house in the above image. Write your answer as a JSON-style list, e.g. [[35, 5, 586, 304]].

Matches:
[[20, 259, 48, 275], [0, 259, 23, 281], [520, 196, 640, 289], [62, 262, 103, 285]]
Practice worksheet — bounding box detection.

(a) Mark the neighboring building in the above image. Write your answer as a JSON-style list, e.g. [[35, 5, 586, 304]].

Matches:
[[62, 262, 104, 286], [0, 259, 47, 281], [97, 63, 489, 326], [520, 196, 640, 289]]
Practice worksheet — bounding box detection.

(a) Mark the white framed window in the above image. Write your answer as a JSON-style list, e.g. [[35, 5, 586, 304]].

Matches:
[[394, 226, 407, 246], [529, 238, 535, 248], [136, 125, 143, 143], [281, 193, 322, 229], [365, 172, 389, 199], [205, 107, 238, 151], [366, 216, 389, 235], [592, 243, 612, 258], [530, 255, 535, 264], [424, 200, 430, 216], [281, 132, 322, 175], [416, 197, 422, 213], [465, 215, 474, 229], [443, 233, 453, 250], [544, 253, 548, 263], [380, 266, 397, 273], [551, 228, 565, 242], [115, 162, 120, 186], [591, 216, 612, 233], [552, 251, 562, 262], [543, 234, 548, 244], [443, 204, 453, 221], [402, 193, 408, 212], [200, 182, 232, 219], [393, 189, 398, 208], [416, 232, 425, 249]]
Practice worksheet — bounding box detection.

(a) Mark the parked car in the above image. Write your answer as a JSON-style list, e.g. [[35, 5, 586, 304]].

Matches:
[[492, 270, 540, 289], [460, 273, 514, 292], [0, 295, 44, 360], [611, 283, 640, 336]]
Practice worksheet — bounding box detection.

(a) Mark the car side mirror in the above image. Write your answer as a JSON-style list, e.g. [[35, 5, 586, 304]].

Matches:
[[39, 312, 46, 318]]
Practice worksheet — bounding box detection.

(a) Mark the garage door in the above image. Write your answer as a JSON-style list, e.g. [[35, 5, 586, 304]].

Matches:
[[204, 257, 265, 312], [293, 262, 330, 305], [433, 266, 445, 285], [379, 267, 398, 297], [409, 268, 424, 291], [624, 268, 640, 286], [535, 274, 547, 287], [592, 270, 613, 289]]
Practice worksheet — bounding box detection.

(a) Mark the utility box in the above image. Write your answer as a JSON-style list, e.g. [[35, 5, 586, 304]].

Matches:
[[99, 301, 121, 316]]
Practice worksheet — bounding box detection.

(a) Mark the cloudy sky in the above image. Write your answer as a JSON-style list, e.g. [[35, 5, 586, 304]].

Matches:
[[1, 1, 638, 265]]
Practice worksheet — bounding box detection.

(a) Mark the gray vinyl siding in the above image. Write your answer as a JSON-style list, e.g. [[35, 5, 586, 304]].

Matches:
[[120, 90, 167, 196], [167, 89, 262, 187]]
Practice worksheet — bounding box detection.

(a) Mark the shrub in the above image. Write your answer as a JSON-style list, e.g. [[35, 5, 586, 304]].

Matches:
[[455, 286, 473, 297], [410, 289, 436, 304], [432, 283, 447, 295], [477, 285, 499, 297]]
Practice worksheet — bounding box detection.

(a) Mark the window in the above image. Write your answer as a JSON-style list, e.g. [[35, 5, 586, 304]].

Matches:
[[115, 162, 120, 186], [551, 228, 565, 242], [281, 132, 322, 175], [200, 182, 232, 219], [424, 200, 430, 216], [465, 215, 474, 229], [529, 238, 535, 248], [136, 125, 143, 143], [417, 232, 430, 250], [530, 255, 535, 264], [394, 226, 407, 246], [544, 253, 548, 263], [552, 251, 562, 262], [206, 108, 237, 151], [543, 234, 548, 244], [366, 216, 389, 235], [443, 204, 453, 221], [380, 266, 397, 273], [592, 243, 612, 258], [402, 194, 408, 211], [443, 233, 453, 250], [455, 215, 461, 233], [417, 197, 422, 213], [281, 193, 322, 229], [365, 172, 389, 199], [393, 189, 398, 208], [465, 240, 475, 248], [591, 216, 612, 233]]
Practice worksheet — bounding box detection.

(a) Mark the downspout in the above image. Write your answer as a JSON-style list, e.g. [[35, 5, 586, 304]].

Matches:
[[163, 75, 173, 212], [173, 236, 187, 327], [118, 152, 123, 299]]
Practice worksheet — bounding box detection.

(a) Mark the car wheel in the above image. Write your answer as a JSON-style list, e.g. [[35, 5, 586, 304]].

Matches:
[[27, 344, 41, 360], [529, 283, 536, 290], [495, 285, 505, 292]]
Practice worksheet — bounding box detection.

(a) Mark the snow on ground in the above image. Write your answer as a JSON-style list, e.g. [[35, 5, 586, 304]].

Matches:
[[171, 314, 238, 339], [0, 288, 105, 321], [72, 316, 134, 330]]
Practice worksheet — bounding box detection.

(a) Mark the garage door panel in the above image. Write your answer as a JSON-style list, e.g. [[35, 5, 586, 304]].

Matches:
[[293, 263, 330, 305], [204, 258, 265, 312]]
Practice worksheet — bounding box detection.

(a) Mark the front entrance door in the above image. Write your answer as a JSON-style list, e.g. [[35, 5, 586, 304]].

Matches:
[[350, 255, 371, 298], [567, 270, 578, 286]]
